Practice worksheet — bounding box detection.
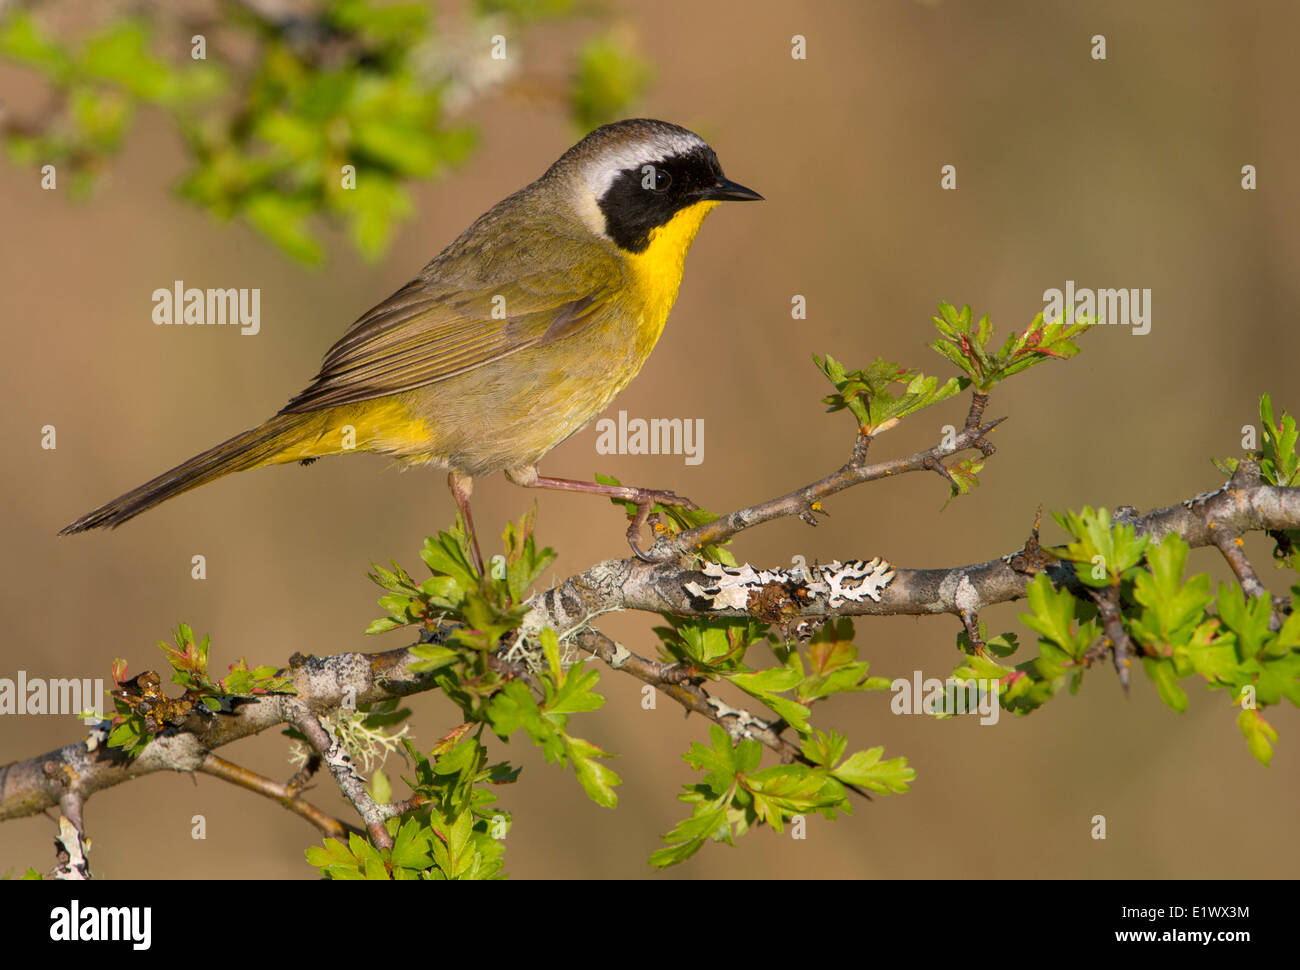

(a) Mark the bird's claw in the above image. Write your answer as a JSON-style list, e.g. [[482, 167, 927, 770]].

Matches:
[[623, 488, 696, 562]]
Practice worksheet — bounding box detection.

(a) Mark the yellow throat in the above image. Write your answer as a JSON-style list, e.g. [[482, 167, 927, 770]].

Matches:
[[623, 199, 720, 352]]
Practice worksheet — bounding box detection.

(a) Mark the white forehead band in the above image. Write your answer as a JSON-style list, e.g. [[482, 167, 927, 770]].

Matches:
[[579, 131, 707, 200]]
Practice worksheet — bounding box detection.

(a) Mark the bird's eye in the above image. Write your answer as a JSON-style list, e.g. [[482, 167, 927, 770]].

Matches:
[[641, 164, 671, 192]]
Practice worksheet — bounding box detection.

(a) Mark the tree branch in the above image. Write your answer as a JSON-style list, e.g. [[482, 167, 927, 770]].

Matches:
[[3, 460, 1296, 843], [523, 465, 1299, 638]]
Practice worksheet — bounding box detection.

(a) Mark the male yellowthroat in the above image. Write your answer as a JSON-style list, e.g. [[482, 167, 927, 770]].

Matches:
[[61, 119, 761, 569]]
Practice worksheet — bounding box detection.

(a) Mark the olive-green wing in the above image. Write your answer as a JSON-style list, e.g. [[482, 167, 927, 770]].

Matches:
[[281, 231, 621, 414]]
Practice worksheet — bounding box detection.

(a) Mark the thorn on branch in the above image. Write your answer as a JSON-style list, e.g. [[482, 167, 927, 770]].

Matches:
[[1112, 506, 1140, 528], [1007, 508, 1052, 574], [1228, 457, 1263, 489], [798, 500, 827, 527], [923, 455, 958, 488]]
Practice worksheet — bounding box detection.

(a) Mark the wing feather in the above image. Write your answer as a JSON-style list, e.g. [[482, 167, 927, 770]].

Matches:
[[281, 224, 620, 414]]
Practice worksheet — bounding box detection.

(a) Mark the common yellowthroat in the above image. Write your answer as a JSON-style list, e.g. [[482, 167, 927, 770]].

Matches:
[[61, 119, 761, 568]]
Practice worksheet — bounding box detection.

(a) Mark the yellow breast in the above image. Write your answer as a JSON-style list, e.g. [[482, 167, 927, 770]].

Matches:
[[621, 199, 720, 357]]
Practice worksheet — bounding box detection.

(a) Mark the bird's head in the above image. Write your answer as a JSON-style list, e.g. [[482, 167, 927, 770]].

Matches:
[[550, 118, 762, 253]]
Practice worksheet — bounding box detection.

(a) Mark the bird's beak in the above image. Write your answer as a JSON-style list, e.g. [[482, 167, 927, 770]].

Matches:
[[702, 176, 764, 202]]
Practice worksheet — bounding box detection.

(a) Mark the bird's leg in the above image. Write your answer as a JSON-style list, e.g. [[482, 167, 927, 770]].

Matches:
[[505, 465, 696, 561], [447, 470, 485, 576]]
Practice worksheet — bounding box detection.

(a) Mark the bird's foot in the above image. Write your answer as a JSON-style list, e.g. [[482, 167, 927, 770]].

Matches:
[[623, 488, 698, 562]]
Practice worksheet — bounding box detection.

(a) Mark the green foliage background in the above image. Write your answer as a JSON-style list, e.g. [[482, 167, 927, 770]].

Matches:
[[1, 0, 652, 262]]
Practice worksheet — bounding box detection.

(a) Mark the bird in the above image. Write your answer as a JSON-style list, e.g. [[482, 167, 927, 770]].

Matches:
[[60, 118, 762, 572]]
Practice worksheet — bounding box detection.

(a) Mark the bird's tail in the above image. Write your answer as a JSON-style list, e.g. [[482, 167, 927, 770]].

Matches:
[[60, 412, 326, 534]]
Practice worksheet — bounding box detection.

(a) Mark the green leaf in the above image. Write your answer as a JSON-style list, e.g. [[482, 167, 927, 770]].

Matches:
[[367, 767, 392, 805], [1258, 393, 1300, 487], [571, 31, 653, 131], [546, 659, 606, 716], [353, 119, 445, 176], [1047, 506, 1149, 588], [1141, 656, 1190, 713], [1253, 650, 1300, 708], [365, 616, 405, 635], [830, 746, 915, 794], [1020, 574, 1083, 657], [942, 457, 984, 506], [1215, 583, 1273, 659], [1237, 708, 1278, 766], [725, 663, 810, 735], [0, 11, 75, 81], [1128, 533, 1214, 653], [813, 355, 965, 435], [1184, 621, 1241, 684], [389, 818, 433, 870], [501, 505, 557, 604], [409, 644, 459, 673], [799, 729, 849, 769], [81, 19, 173, 101], [797, 618, 890, 703], [242, 194, 323, 265], [565, 735, 620, 808], [420, 529, 479, 591], [306, 837, 356, 873], [653, 615, 765, 670], [745, 764, 843, 828], [330, 0, 430, 45], [930, 304, 1092, 392]]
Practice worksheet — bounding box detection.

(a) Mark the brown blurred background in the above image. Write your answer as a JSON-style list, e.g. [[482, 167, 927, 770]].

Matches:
[[3, 0, 1299, 879]]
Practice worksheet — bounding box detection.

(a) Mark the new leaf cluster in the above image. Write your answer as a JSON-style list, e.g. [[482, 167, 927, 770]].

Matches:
[[106, 624, 294, 758], [952, 396, 1300, 767], [348, 510, 619, 876], [0, 1, 652, 262]]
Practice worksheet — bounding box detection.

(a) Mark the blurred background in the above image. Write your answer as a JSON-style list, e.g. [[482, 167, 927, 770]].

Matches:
[[2, 0, 1298, 879]]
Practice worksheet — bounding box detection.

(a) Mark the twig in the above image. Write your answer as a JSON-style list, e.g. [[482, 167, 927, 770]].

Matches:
[[572, 629, 800, 759], [289, 706, 392, 849], [662, 395, 1003, 557], [1090, 586, 1133, 691], [199, 752, 362, 840], [572, 628, 874, 800], [1204, 466, 1281, 626]]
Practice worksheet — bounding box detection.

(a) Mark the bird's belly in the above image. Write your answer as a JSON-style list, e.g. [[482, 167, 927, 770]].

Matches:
[[397, 303, 666, 475]]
